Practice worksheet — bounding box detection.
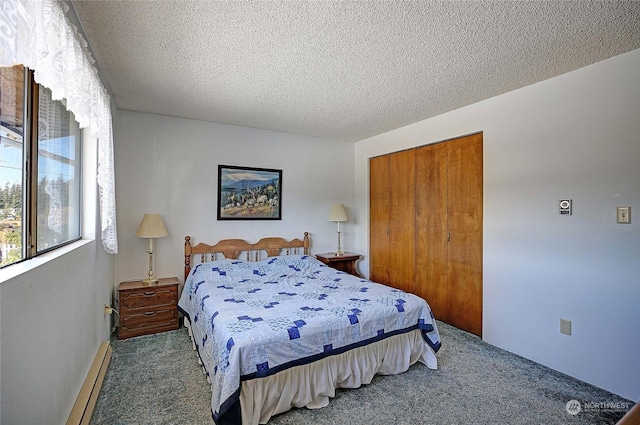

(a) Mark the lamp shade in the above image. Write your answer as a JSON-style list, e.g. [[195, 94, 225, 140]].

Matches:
[[329, 203, 349, 222], [135, 213, 169, 238]]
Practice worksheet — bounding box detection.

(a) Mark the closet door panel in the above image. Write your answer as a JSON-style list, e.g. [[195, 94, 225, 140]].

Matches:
[[446, 133, 483, 336], [389, 149, 415, 293], [415, 143, 449, 322], [369, 155, 390, 285]]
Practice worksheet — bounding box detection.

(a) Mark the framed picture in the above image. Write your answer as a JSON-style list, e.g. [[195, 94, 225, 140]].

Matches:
[[217, 165, 282, 220]]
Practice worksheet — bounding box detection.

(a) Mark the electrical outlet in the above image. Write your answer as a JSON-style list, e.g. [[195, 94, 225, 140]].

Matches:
[[104, 304, 119, 317], [560, 318, 572, 336]]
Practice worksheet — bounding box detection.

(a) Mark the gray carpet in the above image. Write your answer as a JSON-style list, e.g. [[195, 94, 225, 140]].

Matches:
[[90, 322, 633, 425]]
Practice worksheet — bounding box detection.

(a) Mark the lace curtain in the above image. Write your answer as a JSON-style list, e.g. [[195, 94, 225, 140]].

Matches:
[[0, 0, 118, 254]]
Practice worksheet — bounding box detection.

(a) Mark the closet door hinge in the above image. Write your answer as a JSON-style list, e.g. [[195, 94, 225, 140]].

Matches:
[[447, 232, 451, 242]]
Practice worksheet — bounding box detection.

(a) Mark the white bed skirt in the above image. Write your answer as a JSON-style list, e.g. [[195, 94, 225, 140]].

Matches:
[[184, 320, 437, 425]]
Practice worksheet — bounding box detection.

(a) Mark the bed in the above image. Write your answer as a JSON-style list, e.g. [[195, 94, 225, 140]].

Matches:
[[178, 232, 441, 425]]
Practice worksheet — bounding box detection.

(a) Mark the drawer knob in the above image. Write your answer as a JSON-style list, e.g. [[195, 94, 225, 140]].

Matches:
[[144, 311, 157, 316], [144, 291, 156, 296]]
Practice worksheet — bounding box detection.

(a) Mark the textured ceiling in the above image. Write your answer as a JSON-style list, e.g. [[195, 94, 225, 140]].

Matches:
[[72, 1, 640, 142]]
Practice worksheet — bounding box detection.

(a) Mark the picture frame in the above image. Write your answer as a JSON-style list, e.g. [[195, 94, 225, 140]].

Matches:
[[217, 165, 282, 220]]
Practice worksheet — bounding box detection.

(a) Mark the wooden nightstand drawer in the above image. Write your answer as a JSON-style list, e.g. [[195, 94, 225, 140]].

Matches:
[[121, 287, 176, 310], [121, 307, 178, 332], [118, 277, 180, 339]]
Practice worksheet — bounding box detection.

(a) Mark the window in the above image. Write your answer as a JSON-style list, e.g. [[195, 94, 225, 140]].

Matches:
[[0, 65, 81, 267]]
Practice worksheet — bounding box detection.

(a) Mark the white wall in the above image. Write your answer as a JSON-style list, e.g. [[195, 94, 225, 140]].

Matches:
[[0, 242, 114, 424], [354, 49, 640, 401], [114, 111, 355, 285], [0, 129, 116, 424]]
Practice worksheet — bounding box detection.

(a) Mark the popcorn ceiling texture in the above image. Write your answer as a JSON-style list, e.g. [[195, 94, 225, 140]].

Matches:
[[72, 1, 640, 142]]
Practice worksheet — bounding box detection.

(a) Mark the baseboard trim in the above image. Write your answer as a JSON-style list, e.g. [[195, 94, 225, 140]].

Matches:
[[66, 341, 113, 425]]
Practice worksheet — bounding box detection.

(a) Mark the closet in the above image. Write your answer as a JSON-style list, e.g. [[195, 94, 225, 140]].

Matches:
[[369, 133, 483, 336]]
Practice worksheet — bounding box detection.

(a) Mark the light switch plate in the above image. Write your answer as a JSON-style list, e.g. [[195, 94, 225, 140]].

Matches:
[[617, 207, 631, 224]]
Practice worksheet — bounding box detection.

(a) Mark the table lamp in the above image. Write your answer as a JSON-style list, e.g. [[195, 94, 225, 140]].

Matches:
[[135, 213, 169, 285], [329, 203, 349, 256]]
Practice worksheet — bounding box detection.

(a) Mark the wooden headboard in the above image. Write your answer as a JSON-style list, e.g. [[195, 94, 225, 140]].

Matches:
[[184, 232, 310, 279]]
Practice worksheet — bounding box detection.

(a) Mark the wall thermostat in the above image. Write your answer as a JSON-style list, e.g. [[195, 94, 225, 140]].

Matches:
[[559, 199, 572, 215]]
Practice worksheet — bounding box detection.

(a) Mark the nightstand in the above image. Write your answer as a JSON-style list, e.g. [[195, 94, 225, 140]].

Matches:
[[315, 252, 362, 278], [118, 277, 180, 339]]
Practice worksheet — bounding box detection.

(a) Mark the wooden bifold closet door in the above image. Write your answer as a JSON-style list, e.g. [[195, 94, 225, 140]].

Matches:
[[369, 154, 391, 285], [417, 134, 483, 336], [369, 150, 416, 293], [370, 133, 483, 336]]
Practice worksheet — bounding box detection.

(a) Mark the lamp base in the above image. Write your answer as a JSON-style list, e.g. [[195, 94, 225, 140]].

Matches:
[[335, 229, 344, 256], [143, 246, 158, 286], [142, 276, 158, 286]]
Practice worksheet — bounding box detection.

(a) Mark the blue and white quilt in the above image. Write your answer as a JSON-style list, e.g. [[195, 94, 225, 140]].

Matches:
[[178, 254, 441, 423]]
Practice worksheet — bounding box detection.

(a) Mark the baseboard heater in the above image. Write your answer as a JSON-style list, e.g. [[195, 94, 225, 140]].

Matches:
[[66, 341, 113, 425]]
